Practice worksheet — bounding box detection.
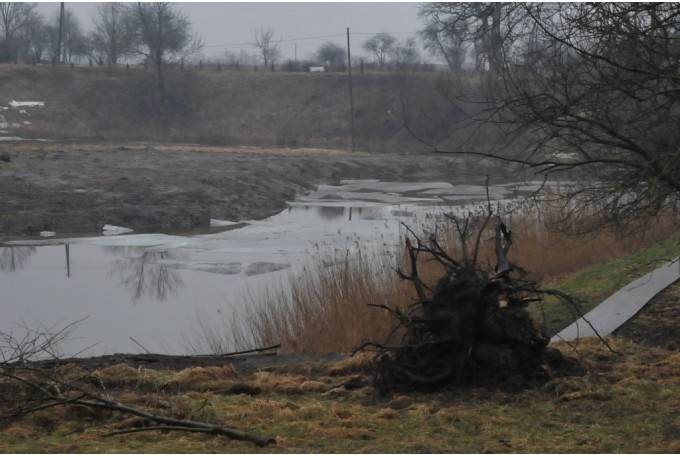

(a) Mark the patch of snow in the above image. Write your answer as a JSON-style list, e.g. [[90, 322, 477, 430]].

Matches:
[[0, 137, 48, 142], [209, 219, 239, 227], [102, 224, 134, 236], [39, 231, 56, 238], [23, 121, 31, 125], [18, 109, 28, 115], [9, 100, 44, 108]]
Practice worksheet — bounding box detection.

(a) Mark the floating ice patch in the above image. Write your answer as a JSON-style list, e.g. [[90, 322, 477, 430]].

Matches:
[[39, 231, 56, 238], [102, 224, 134, 236], [9, 100, 44, 108], [245, 262, 291, 276]]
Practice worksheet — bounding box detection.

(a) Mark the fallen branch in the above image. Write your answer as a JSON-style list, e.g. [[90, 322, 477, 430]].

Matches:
[[2, 370, 276, 447], [1, 322, 276, 446]]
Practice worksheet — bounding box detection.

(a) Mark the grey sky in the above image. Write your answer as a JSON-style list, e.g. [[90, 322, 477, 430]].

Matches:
[[36, 2, 430, 62]]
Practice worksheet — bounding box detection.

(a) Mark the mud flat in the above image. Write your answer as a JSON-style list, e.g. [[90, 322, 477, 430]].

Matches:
[[0, 142, 515, 239]]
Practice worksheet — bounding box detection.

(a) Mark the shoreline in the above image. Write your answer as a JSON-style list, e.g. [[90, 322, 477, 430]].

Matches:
[[0, 141, 509, 239]]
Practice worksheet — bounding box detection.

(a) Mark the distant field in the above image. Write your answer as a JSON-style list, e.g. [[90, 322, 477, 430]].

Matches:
[[0, 64, 486, 153]]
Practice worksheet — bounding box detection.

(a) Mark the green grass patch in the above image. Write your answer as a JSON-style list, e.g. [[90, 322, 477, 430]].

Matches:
[[531, 232, 680, 334]]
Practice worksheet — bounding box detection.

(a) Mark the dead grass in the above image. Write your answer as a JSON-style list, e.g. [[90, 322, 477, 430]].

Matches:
[[207, 201, 679, 353], [1, 336, 679, 453], [0, 64, 465, 153]]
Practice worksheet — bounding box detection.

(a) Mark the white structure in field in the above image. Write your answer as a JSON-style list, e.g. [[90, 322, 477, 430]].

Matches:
[[309, 66, 325, 73]]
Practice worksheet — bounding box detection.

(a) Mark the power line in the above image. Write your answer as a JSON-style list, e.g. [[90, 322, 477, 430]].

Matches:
[[202, 33, 344, 48], [202, 30, 420, 49]]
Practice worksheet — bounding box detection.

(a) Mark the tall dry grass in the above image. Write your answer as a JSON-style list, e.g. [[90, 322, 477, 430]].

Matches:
[[193, 202, 679, 354]]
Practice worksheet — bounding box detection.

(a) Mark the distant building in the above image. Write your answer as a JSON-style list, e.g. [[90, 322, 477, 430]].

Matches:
[[309, 66, 325, 73]]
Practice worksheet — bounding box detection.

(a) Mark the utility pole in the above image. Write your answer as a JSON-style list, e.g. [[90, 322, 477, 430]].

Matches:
[[65, 243, 71, 278], [346, 27, 356, 152], [294, 43, 297, 63], [57, 2, 65, 64]]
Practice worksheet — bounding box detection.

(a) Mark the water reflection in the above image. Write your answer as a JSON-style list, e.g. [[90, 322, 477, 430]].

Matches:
[[0, 246, 36, 272], [107, 247, 184, 302]]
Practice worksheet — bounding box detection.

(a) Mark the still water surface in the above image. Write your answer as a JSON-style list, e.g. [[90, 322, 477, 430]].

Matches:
[[1, 180, 541, 355]]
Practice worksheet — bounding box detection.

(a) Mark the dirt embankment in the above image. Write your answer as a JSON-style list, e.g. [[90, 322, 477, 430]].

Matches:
[[0, 142, 510, 238]]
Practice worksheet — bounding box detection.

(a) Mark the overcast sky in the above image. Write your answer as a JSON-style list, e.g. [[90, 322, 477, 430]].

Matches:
[[36, 2, 430, 62]]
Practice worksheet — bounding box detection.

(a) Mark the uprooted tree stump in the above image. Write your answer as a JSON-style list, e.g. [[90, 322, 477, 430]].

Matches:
[[358, 213, 583, 391]]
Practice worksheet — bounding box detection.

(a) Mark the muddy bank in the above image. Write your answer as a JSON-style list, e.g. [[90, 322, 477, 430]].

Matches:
[[0, 142, 513, 238]]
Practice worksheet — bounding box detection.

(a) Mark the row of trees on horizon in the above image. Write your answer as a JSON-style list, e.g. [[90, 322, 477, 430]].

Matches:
[[0, 2, 528, 73]]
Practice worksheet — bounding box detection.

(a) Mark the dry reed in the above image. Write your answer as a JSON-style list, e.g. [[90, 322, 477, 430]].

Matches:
[[194, 201, 679, 354]]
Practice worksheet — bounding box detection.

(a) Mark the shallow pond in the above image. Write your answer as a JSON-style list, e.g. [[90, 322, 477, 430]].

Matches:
[[0, 180, 548, 356]]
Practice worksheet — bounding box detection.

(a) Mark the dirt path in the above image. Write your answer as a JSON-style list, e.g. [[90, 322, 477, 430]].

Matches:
[[0, 142, 510, 239]]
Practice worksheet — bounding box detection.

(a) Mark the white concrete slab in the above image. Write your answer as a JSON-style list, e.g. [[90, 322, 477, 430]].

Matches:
[[553, 258, 680, 342]]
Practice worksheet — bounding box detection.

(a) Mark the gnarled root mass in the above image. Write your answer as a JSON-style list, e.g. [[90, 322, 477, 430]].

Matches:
[[358, 216, 580, 391]]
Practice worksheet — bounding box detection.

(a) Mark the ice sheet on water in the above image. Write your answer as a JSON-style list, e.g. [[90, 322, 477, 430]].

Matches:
[[298, 191, 442, 205], [161, 260, 243, 275], [71, 233, 189, 248], [335, 181, 455, 194], [245, 262, 291, 276]]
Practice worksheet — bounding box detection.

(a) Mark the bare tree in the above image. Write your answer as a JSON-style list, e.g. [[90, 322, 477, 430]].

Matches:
[[419, 3, 522, 74], [363, 32, 396, 67], [15, 10, 46, 63], [90, 2, 134, 66], [224, 49, 258, 69], [0, 2, 38, 63], [316, 41, 345, 69], [420, 22, 466, 71], [59, 9, 88, 64], [129, 2, 200, 96], [253, 26, 280, 70], [421, 2, 680, 230], [392, 37, 420, 69]]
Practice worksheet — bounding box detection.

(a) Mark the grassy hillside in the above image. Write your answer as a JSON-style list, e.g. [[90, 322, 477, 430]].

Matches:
[[0, 64, 476, 153]]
